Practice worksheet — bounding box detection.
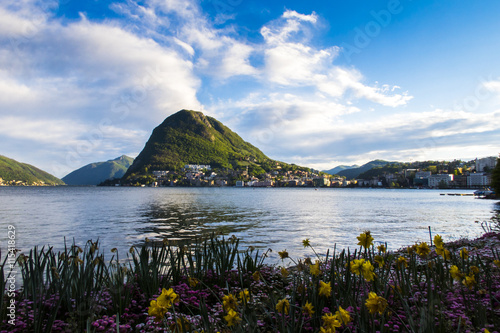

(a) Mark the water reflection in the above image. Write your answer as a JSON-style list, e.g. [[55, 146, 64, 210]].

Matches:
[[485, 202, 500, 232], [136, 199, 261, 245]]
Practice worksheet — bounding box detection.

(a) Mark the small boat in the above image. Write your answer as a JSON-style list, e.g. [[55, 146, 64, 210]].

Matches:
[[474, 189, 495, 198]]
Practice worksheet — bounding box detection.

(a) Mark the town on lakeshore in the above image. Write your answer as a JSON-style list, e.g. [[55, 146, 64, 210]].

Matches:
[[120, 156, 498, 189], [0, 178, 50, 187]]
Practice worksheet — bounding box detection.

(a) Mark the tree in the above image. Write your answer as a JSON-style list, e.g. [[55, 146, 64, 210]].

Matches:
[[490, 157, 500, 195]]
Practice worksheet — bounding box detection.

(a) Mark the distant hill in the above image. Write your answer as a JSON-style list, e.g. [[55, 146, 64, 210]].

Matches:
[[358, 163, 405, 180], [123, 109, 300, 182], [62, 155, 134, 185], [323, 164, 359, 175], [0, 155, 64, 185], [337, 160, 390, 179]]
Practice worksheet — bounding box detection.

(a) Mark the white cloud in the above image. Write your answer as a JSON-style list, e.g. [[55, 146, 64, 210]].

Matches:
[[0, 116, 88, 149], [483, 80, 500, 94], [173, 37, 195, 57], [282, 10, 318, 23], [0, 7, 201, 121], [260, 10, 412, 107], [0, 73, 34, 104]]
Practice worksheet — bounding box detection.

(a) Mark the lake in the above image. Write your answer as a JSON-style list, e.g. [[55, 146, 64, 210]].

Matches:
[[0, 187, 497, 261]]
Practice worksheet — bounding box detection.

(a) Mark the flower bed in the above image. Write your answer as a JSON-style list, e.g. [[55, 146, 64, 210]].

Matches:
[[1, 231, 499, 332]]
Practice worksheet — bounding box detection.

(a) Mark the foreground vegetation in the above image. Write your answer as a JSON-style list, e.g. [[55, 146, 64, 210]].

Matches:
[[1, 229, 500, 332]]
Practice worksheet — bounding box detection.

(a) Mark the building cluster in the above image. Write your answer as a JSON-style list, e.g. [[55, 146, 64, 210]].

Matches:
[[0, 177, 50, 186], [149, 164, 334, 187], [360, 157, 497, 189], [147, 157, 498, 189]]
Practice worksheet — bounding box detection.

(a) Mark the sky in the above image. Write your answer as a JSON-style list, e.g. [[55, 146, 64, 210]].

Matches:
[[1, 0, 500, 177]]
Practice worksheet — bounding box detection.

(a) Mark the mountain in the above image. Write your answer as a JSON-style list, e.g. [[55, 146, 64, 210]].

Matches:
[[0, 155, 64, 185], [337, 160, 390, 179], [323, 164, 359, 175], [123, 110, 286, 181], [62, 155, 134, 185]]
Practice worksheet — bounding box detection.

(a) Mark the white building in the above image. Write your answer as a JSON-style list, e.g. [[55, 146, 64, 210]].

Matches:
[[428, 174, 454, 187], [152, 170, 169, 177], [476, 157, 497, 172], [467, 173, 490, 187], [184, 164, 211, 172]]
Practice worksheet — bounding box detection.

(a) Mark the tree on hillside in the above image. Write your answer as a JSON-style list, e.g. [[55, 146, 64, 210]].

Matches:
[[491, 157, 500, 195]]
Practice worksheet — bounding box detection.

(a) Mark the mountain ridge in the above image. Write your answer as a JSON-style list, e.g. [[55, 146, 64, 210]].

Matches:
[[62, 155, 134, 185], [0, 155, 64, 185], [323, 164, 359, 175], [123, 110, 282, 181], [337, 160, 391, 179]]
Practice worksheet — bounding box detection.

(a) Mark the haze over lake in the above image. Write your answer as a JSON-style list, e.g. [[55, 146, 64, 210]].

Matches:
[[1, 187, 497, 261]]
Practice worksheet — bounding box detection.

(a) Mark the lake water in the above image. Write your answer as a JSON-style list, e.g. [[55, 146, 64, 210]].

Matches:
[[0, 187, 498, 261]]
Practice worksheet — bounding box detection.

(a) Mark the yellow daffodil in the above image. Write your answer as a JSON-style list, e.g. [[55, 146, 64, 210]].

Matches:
[[357, 231, 374, 249], [302, 238, 311, 247], [239, 289, 250, 304], [435, 245, 445, 256], [278, 250, 289, 260], [434, 234, 444, 248], [188, 277, 199, 288], [450, 265, 463, 281], [148, 299, 168, 322], [407, 244, 418, 255], [397, 256, 408, 268], [147, 288, 179, 322], [310, 260, 321, 276], [416, 242, 431, 257], [224, 309, 241, 327], [252, 271, 261, 281], [460, 248, 469, 260], [361, 261, 376, 281], [276, 298, 290, 314], [335, 306, 351, 324], [374, 255, 385, 268], [365, 292, 388, 315], [322, 312, 342, 330], [377, 244, 387, 253], [280, 266, 289, 277], [320, 327, 336, 333], [494, 259, 500, 268], [350, 258, 365, 275], [302, 301, 314, 317], [222, 294, 238, 311], [443, 249, 451, 260], [319, 280, 332, 297], [470, 265, 479, 275], [462, 274, 476, 290], [157, 288, 179, 309]]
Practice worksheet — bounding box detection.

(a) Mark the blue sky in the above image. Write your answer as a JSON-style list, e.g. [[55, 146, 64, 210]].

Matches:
[[1, 0, 500, 177]]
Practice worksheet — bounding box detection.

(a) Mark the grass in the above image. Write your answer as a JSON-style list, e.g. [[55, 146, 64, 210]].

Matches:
[[1, 231, 499, 332]]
